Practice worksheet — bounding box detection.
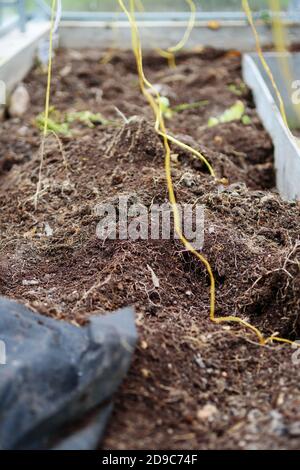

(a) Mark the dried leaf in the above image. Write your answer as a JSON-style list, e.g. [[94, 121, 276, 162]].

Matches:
[[147, 264, 160, 288]]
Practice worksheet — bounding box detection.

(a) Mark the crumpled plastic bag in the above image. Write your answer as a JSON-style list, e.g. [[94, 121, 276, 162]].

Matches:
[[0, 296, 137, 450]]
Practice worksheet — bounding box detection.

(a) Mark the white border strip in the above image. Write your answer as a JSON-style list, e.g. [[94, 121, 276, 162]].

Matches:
[[243, 54, 300, 201], [0, 21, 50, 92]]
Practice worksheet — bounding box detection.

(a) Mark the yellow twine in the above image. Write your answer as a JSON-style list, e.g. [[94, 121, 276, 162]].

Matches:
[[242, 0, 289, 128], [34, 0, 57, 210], [118, 0, 300, 349], [156, 0, 197, 67]]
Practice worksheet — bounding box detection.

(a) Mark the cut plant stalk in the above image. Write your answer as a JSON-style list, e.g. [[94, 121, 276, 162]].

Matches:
[[242, 0, 289, 128]]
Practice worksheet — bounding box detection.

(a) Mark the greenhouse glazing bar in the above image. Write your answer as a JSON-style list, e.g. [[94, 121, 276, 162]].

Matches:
[[0, 16, 18, 36], [2, 1, 300, 35], [59, 11, 300, 22], [0, 0, 25, 32]]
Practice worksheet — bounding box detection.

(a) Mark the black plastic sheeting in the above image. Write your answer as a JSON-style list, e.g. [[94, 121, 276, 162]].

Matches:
[[0, 296, 137, 450]]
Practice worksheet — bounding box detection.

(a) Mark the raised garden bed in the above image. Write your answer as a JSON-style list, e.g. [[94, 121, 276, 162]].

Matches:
[[0, 45, 300, 450], [243, 52, 300, 200]]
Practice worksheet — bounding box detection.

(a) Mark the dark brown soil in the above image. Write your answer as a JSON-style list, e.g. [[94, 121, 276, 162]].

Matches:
[[0, 48, 299, 450]]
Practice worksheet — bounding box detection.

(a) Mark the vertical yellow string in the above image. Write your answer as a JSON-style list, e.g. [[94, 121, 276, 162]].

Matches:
[[269, 0, 287, 54], [119, 0, 266, 344], [34, 0, 57, 210], [118, 0, 300, 348], [242, 0, 289, 127]]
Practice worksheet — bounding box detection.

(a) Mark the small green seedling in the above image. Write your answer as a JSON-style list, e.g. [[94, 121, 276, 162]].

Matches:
[[208, 100, 251, 127], [228, 82, 247, 96], [158, 97, 173, 119], [66, 111, 111, 128], [36, 107, 114, 135], [260, 10, 272, 26], [36, 107, 71, 135], [158, 96, 209, 119], [172, 100, 209, 112], [241, 114, 252, 125]]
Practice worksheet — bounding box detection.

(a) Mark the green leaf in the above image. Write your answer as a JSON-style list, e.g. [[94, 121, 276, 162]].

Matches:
[[207, 100, 245, 127], [242, 114, 252, 125], [36, 112, 71, 136], [172, 100, 209, 112], [66, 111, 110, 127], [35, 108, 114, 135], [158, 96, 173, 119], [208, 117, 219, 128], [228, 82, 247, 96]]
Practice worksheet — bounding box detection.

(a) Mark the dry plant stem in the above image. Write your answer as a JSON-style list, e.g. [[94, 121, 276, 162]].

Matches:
[[34, 0, 57, 210], [156, 0, 196, 67], [119, 0, 300, 349], [156, 49, 176, 69], [242, 0, 289, 128], [74, 274, 112, 311], [120, 0, 260, 342], [49, 130, 70, 181]]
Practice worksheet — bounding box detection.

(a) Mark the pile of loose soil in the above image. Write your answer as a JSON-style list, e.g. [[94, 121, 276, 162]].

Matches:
[[0, 48, 299, 450]]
